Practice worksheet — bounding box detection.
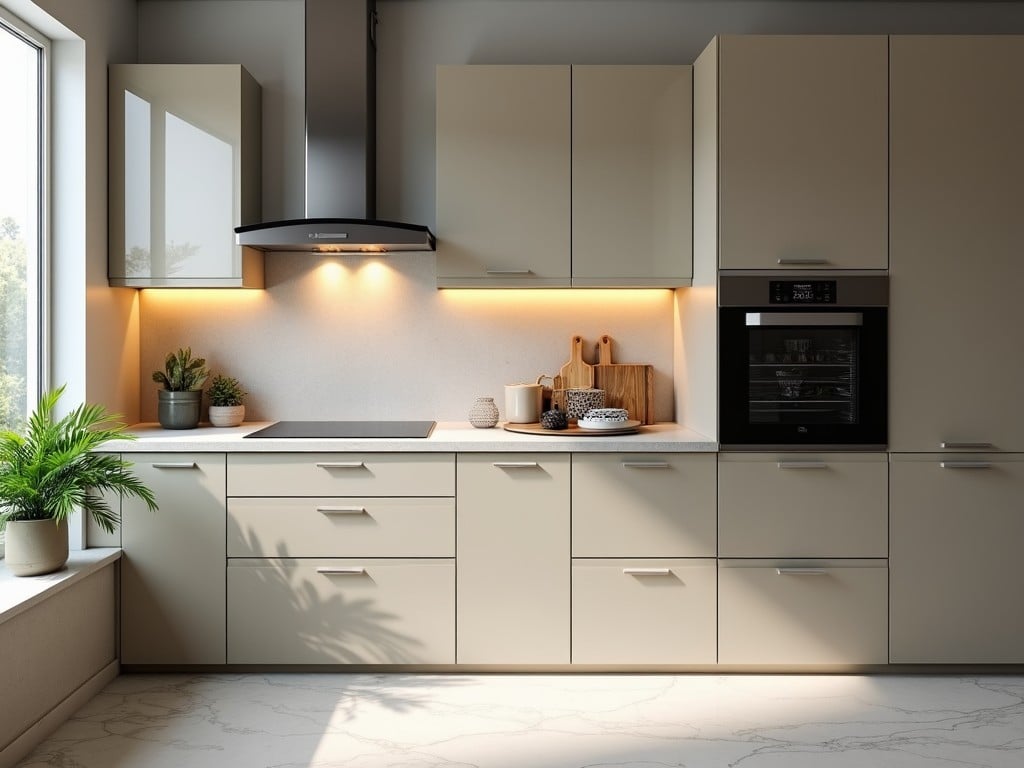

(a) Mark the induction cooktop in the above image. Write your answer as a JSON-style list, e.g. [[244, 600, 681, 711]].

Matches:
[[244, 421, 436, 439]]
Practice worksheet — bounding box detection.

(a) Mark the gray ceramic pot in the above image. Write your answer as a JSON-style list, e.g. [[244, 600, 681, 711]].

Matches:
[[5, 518, 68, 576], [157, 390, 202, 429]]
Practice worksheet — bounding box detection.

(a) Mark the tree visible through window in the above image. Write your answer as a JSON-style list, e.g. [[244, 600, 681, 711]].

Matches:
[[0, 15, 44, 430]]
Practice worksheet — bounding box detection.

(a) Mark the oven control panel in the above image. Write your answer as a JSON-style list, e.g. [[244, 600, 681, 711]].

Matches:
[[769, 280, 836, 304]]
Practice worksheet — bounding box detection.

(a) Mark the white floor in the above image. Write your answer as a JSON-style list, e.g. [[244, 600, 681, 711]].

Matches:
[[16, 673, 1024, 767]]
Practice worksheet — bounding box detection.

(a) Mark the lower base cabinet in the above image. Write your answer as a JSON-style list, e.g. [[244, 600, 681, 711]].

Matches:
[[572, 559, 717, 664], [227, 559, 455, 664], [718, 559, 888, 665]]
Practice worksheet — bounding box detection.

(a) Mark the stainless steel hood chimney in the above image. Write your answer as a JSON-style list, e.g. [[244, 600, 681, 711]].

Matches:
[[235, 0, 435, 253]]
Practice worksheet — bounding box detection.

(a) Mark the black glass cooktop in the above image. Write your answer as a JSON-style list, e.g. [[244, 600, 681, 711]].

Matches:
[[244, 421, 436, 439]]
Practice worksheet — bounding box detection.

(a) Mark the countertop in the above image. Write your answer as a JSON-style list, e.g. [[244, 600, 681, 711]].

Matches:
[[104, 422, 717, 453]]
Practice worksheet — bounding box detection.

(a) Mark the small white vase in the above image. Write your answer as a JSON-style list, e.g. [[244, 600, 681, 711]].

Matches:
[[209, 404, 245, 427], [4, 518, 69, 576], [468, 397, 499, 428]]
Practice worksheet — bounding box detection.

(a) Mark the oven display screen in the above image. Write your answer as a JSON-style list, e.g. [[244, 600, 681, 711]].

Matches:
[[770, 280, 836, 304]]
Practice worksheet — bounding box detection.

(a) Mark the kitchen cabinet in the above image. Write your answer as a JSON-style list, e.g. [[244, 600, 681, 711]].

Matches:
[[889, 36, 1024, 452], [695, 35, 887, 270], [436, 65, 692, 287], [890, 453, 1024, 663], [120, 453, 226, 665], [108, 64, 263, 288], [456, 453, 570, 663]]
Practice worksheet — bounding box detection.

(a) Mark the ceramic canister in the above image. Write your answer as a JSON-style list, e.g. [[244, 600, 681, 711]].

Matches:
[[504, 383, 543, 423]]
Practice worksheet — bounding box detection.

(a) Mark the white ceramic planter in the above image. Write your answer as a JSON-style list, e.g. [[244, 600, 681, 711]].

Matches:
[[209, 404, 245, 427], [4, 518, 68, 576]]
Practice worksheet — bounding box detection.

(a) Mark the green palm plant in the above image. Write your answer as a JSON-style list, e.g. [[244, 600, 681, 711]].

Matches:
[[0, 385, 158, 534]]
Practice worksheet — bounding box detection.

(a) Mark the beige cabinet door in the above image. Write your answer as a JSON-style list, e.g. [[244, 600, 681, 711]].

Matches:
[[890, 454, 1024, 663], [572, 559, 716, 665], [456, 453, 570, 663], [889, 36, 1024, 452], [436, 66, 571, 286], [121, 453, 226, 664], [571, 66, 692, 286], [717, 35, 888, 270]]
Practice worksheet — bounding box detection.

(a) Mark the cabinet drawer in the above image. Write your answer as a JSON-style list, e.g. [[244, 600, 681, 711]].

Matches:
[[228, 497, 454, 558], [227, 559, 455, 664], [572, 454, 716, 557], [718, 559, 888, 665], [572, 559, 716, 665], [718, 453, 887, 557], [227, 453, 455, 497]]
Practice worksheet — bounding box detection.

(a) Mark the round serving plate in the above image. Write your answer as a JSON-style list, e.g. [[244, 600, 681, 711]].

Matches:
[[502, 420, 642, 437]]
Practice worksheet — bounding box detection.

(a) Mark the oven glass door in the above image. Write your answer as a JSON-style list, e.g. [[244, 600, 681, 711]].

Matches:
[[719, 307, 887, 447]]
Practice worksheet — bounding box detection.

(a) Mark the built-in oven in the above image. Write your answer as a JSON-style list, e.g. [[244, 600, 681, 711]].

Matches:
[[718, 274, 888, 449]]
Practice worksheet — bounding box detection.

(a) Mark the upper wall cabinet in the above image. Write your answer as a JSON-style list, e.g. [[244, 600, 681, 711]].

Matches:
[[109, 64, 263, 288], [697, 36, 888, 271], [436, 65, 692, 287]]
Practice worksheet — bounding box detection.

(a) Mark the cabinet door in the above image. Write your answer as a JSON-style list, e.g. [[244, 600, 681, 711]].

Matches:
[[456, 453, 570, 663], [717, 35, 888, 270], [889, 36, 1024, 452], [890, 454, 1024, 663], [121, 453, 226, 664], [436, 66, 571, 286], [572, 66, 692, 286]]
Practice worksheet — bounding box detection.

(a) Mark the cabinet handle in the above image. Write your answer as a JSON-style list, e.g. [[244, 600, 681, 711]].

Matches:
[[151, 462, 197, 469], [316, 506, 367, 515], [776, 258, 828, 265], [776, 461, 828, 470], [622, 568, 672, 576], [940, 461, 993, 470], [316, 567, 366, 576], [492, 461, 539, 468], [316, 462, 366, 469], [776, 568, 828, 576], [940, 442, 995, 450], [621, 461, 670, 469], [485, 268, 533, 275]]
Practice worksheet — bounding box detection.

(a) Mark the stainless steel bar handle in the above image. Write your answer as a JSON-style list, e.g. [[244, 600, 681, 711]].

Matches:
[[622, 568, 672, 576], [621, 461, 670, 469], [940, 442, 995, 450], [151, 462, 197, 469], [316, 567, 366, 575], [316, 462, 366, 469], [316, 506, 367, 515], [492, 461, 540, 468], [776, 258, 829, 265], [940, 462, 993, 470], [746, 312, 863, 327], [777, 461, 829, 470], [776, 568, 828, 576], [485, 269, 534, 275]]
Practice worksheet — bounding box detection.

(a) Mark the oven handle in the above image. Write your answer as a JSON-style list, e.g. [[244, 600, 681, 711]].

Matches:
[[745, 312, 863, 327]]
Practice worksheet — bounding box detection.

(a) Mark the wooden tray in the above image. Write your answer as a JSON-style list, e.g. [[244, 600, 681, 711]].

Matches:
[[502, 420, 642, 437]]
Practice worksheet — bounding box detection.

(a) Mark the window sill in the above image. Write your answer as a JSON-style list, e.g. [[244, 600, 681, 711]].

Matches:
[[0, 547, 120, 627]]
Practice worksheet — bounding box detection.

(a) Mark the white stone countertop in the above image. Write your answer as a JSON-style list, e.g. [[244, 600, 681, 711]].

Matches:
[[0, 548, 120, 627], [104, 422, 717, 453]]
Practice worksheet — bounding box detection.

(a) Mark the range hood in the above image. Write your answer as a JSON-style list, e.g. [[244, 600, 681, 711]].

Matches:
[[235, 0, 435, 253]]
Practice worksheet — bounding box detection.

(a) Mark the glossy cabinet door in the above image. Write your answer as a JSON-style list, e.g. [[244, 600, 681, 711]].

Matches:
[[715, 35, 888, 270], [121, 453, 226, 664], [109, 64, 262, 287], [436, 66, 571, 287], [571, 65, 692, 286], [890, 454, 1024, 663], [456, 453, 570, 663], [889, 36, 1024, 452]]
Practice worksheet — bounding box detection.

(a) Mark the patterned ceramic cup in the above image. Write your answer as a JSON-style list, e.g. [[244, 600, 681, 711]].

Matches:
[[565, 388, 606, 420]]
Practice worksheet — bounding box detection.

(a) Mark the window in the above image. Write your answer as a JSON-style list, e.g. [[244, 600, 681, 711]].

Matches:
[[0, 10, 46, 429]]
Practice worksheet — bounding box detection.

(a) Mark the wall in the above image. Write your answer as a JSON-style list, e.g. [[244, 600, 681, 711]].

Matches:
[[136, 0, 1024, 425]]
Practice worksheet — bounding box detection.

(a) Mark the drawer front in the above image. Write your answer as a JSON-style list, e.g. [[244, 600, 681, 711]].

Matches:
[[227, 453, 455, 497], [573, 453, 717, 557], [718, 559, 888, 665], [572, 559, 717, 665], [718, 453, 888, 557], [228, 497, 455, 558], [227, 559, 455, 664]]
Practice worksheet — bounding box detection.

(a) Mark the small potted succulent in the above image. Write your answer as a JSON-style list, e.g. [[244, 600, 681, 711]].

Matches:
[[207, 374, 247, 427], [152, 347, 208, 429]]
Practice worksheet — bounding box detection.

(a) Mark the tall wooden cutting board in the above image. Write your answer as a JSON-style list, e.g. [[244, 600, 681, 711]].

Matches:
[[593, 335, 655, 424]]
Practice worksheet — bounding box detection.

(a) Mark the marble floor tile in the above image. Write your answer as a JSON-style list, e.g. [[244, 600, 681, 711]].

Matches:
[[16, 674, 1024, 767]]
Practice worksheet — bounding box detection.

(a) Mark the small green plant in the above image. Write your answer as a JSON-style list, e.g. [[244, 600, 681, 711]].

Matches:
[[152, 347, 209, 391], [0, 385, 158, 533], [208, 374, 247, 407]]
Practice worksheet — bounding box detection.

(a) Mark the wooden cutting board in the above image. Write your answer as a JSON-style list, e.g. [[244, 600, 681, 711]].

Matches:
[[592, 334, 655, 425], [558, 334, 594, 389]]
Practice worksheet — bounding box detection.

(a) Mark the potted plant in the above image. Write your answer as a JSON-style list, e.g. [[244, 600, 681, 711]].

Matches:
[[207, 374, 247, 427], [152, 347, 208, 429], [0, 385, 157, 576]]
